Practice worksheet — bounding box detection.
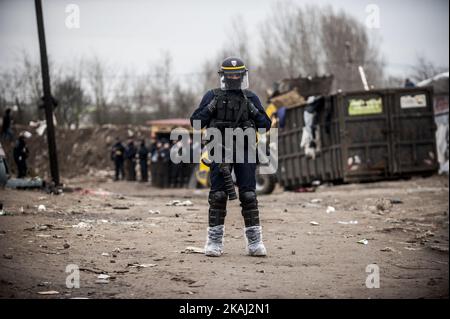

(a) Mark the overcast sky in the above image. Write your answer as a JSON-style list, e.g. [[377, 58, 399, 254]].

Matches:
[[0, 0, 448, 79]]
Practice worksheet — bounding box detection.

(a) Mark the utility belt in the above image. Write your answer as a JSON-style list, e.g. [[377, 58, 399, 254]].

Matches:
[[209, 119, 255, 130]]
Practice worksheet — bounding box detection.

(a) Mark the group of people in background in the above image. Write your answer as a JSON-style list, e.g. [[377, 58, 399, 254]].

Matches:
[[110, 136, 195, 188], [111, 137, 151, 182]]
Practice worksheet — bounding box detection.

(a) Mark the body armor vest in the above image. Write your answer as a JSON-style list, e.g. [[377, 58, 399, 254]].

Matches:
[[209, 89, 254, 129]]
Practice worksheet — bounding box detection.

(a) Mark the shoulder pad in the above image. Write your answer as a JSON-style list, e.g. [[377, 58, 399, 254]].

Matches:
[[212, 88, 225, 97], [242, 89, 255, 98]]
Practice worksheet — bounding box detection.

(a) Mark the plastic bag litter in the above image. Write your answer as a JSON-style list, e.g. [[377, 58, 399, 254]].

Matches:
[[37, 290, 59, 295], [338, 220, 358, 225], [127, 263, 157, 268], [72, 222, 91, 229], [357, 239, 369, 245], [326, 206, 335, 214], [166, 200, 193, 207], [184, 246, 204, 254]]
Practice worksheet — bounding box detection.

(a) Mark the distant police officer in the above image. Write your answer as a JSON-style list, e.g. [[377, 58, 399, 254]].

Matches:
[[190, 57, 271, 257], [138, 139, 149, 182], [125, 139, 137, 181], [111, 137, 125, 181], [13, 134, 29, 178]]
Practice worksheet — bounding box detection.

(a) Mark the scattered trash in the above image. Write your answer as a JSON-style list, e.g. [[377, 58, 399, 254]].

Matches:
[[238, 287, 257, 293], [304, 203, 321, 208], [338, 220, 358, 225], [0, 209, 12, 216], [257, 269, 265, 273], [294, 187, 315, 193], [22, 131, 33, 139], [429, 245, 449, 253], [78, 188, 114, 196], [166, 200, 193, 206], [311, 180, 321, 186], [184, 246, 204, 254], [37, 290, 59, 295], [25, 224, 59, 231], [416, 230, 435, 241], [389, 198, 403, 204], [101, 252, 109, 257], [291, 250, 296, 255], [153, 257, 165, 261], [37, 281, 51, 287], [97, 274, 110, 280], [357, 239, 369, 245], [113, 206, 129, 210], [310, 221, 320, 226], [148, 210, 160, 214], [375, 198, 393, 212], [380, 247, 394, 252], [95, 279, 110, 284], [72, 222, 91, 229], [326, 206, 335, 214], [63, 243, 70, 249], [5, 177, 44, 190], [127, 263, 157, 268], [310, 198, 322, 204], [38, 205, 46, 212]]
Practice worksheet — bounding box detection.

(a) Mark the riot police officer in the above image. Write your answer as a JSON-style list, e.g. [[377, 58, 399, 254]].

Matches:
[[111, 137, 125, 181], [190, 57, 271, 257]]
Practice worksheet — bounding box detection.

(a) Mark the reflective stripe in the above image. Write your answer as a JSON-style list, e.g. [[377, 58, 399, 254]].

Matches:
[[221, 65, 246, 70]]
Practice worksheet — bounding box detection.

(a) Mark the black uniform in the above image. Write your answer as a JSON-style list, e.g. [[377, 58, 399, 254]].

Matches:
[[13, 136, 28, 178], [138, 142, 149, 182], [190, 88, 271, 228], [191, 56, 270, 257], [125, 141, 137, 181], [111, 141, 125, 181], [1, 109, 13, 140]]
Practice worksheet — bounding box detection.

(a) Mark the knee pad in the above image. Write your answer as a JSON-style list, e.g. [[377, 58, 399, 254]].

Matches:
[[208, 191, 227, 227], [239, 191, 260, 227], [239, 191, 258, 210], [209, 191, 227, 208]]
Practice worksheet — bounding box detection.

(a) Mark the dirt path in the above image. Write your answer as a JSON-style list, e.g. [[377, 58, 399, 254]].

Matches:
[[0, 175, 448, 298]]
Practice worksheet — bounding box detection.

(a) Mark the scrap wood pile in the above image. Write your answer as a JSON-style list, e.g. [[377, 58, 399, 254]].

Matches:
[[267, 74, 334, 108]]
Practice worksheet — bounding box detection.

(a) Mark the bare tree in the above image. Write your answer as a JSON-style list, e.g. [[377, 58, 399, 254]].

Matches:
[[411, 54, 448, 82], [320, 6, 384, 91], [53, 75, 89, 128], [254, 2, 385, 94], [172, 83, 198, 118], [86, 55, 113, 125], [147, 51, 174, 119]]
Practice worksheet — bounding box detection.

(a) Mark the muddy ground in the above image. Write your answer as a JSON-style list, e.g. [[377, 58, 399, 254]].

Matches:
[[0, 175, 448, 299]]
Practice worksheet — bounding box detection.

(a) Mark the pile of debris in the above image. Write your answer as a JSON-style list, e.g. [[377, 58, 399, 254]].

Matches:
[[2, 124, 152, 179]]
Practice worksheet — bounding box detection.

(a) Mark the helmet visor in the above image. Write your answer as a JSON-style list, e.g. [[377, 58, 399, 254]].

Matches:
[[220, 70, 249, 90]]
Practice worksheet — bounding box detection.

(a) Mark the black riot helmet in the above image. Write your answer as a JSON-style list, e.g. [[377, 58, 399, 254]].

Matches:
[[218, 57, 249, 91]]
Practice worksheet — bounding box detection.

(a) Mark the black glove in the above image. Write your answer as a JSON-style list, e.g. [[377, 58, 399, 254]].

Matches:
[[248, 101, 261, 118], [206, 97, 217, 114]]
